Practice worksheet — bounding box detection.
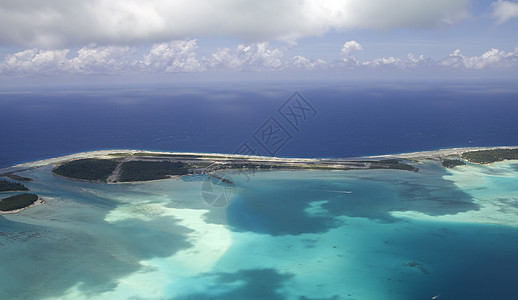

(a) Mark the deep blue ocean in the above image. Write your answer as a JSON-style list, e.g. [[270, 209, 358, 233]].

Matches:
[[1, 80, 517, 168]]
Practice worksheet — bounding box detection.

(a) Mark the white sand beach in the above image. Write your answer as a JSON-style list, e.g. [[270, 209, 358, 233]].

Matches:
[[7, 146, 518, 172]]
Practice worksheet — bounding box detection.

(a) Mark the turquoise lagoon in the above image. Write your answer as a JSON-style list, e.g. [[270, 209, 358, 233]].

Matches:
[[1, 159, 518, 300]]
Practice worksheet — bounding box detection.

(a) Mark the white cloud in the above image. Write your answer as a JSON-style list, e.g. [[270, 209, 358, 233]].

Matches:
[[439, 47, 518, 69], [363, 54, 431, 69], [1, 48, 69, 73], [287, 56, 328, 70], [491, 0, 518, 24], [205, 43, 285, 71], [0, 0, 470, 48], [341, 41, 364, 57], [0, 40, 286, 74], [69, 45, 135, 73], [0, 46, 138, 74], [141, 40, 202, 72], [364, 56, 404, 68], [1, 40, 517, 75], [338, 41, 364, 68]]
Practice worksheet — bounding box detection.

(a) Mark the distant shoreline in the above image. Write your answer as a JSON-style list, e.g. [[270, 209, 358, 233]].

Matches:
[[2, 146, 518, 172], [364, 146, 518, 159]]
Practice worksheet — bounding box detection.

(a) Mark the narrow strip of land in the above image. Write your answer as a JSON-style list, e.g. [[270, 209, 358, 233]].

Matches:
[[50, 152, 420, 183], [2, 147, 516, 213], [5, 146, 517, 184]]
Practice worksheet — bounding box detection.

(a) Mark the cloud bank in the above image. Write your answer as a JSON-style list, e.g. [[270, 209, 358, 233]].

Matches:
[[0, 0, 470, 48], [439, 47, 518, 69], [1, 40, 516, 75]]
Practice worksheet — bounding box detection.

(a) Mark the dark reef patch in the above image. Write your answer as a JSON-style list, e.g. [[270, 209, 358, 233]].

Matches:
[[224, 167, 477, 236]]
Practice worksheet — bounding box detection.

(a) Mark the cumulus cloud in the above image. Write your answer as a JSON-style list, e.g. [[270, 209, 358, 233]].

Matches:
[[69, 45, 136, 73], [141, 40, 202, 72], [0, 0, 470, 48], [439, 47, 518, 69], [362, 54, 431, 69], [205, 43, 285, 71], [339, 41, 364, 68], [337, 41, 515, 71], [341, 41, 364, 57], [491, 0, 518, 24], [0, 40, 286, 74], [338, 41, 430, 69], [0, 45, 138, 74], [1, 48, 69, 73], [286, 56, 328, 70], [1, 40, 517, 75]]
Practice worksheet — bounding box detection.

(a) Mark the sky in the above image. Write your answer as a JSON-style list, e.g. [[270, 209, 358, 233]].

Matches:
[[0, 0, 517, 85]]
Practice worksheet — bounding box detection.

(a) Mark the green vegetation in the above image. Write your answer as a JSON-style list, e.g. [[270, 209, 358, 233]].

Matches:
[[442, 159, 466, 168], [6, 174, 33, 181], [53, 158, 118, 181], [0, 193, 38, 211], [50, 153, 419, 184], [0, 179, 29, 192], [367, 159, 419, 172], [0, 172, 33, 182], [462, 148, 518, 164], [119, 161, 190, 182]]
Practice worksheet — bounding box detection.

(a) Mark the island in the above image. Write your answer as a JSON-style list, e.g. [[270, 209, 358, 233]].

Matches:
[[52, 158, 118, 181], [50, 151, 419, 183], [42, 147, 518, 183], [118, 161, 190, 182], [0, 179, 29, 192], [461, 148, 518, 164], [0, 171, 33, 182], [441, 159, 466, 168], [1, 146, 516, 214], [0, 193, 44, 214], [0, 177, 43, 213]]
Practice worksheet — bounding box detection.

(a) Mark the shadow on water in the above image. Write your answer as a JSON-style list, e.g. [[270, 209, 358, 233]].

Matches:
[[224, 167, 477, 236], [174, 269, 292, 300], [0, 174, 195, 300], [174, 268, 341, 300], [0, 215, 193, 299]]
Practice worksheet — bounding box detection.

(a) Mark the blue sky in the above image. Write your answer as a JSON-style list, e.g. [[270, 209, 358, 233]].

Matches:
[[0, 0, 517, 84]]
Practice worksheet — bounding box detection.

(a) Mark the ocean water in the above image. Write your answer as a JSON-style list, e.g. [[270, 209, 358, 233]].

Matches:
[[1, 161, 518, 299], [1, 81, 518, 168], [1, 81, 518, 299]]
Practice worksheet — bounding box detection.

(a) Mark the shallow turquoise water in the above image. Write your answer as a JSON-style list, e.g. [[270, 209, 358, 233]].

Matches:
[[1, 161, 518, 299]]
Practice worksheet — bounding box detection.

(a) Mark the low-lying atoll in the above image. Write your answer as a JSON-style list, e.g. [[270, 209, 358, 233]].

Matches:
[[49, 151, 420, 183], [2, 146, 516, 213]]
